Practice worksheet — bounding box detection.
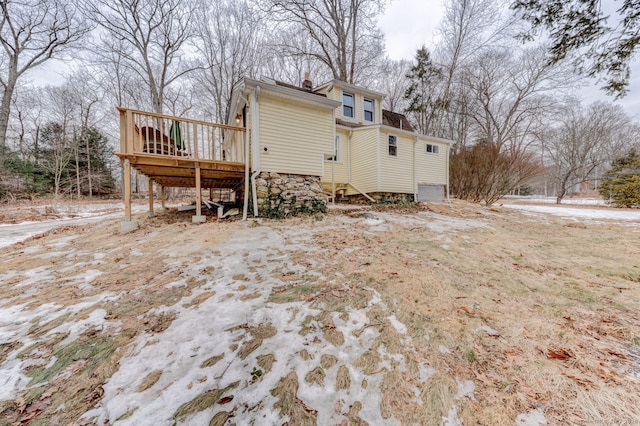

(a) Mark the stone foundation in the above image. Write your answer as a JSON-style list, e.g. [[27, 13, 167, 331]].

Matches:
[[346, 192, 415, 205], [255, 172, 327, 218]]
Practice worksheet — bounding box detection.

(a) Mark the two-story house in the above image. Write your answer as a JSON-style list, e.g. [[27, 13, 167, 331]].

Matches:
[[226, 76, 451, 217]]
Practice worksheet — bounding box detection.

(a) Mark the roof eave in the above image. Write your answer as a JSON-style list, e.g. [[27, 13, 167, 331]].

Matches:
[[243, 77, 341, 109]]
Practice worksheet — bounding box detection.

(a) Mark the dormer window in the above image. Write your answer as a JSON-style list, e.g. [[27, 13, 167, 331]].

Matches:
[[364, 98, 374, 122], [343, 92, 354, 118]]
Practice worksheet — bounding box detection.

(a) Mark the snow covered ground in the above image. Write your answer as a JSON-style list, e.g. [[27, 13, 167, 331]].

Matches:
[[0, 203, 146, 248], [503, 203, 640, 221]]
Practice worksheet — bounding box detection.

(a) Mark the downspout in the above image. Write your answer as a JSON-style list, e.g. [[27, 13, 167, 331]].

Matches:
[[413, 136, 418, 202], [346, 129, 375, 202], [446, 143, 451, 202], [240, 90, 250, 221], [251, 86, 261, 216]]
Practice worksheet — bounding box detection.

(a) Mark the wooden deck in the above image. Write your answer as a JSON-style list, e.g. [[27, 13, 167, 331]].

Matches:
[[117, 107, 248, 224], [115, 153, 245, 190]]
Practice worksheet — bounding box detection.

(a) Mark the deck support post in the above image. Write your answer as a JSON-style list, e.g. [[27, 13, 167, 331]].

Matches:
[[148, 179, 155, 217], [160, 186, 166, 209], [120, 158, 138, 232], [193, 165, 206, 223]]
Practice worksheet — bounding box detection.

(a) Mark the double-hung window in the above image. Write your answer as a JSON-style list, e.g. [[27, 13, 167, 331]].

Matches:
[[343, 92, 354, 118], [364, 98, 374, 122], [388, 135, 397, 157]]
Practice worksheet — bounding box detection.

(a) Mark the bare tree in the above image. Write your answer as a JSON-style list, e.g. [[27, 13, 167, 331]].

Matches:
[[375, 58, 411, 113], [432, 0, 521, 138], [0, 0, 89, 147], [192, 0, 264, 122], [82, 0, 197, 114], [263, 0, 386, 84], [542, 101, 634, 203]]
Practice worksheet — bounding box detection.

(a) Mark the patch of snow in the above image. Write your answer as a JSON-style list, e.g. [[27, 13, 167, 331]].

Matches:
[[442, 406, 462, 426], [504, 196, 607, 206], [504, 204, 640, 221], [387, 315, 407, 334], [80, 225, 408, 426], [456, 380, 475, 400], [516, 408, 547, 425], [439, 345, 451, 354], [418, 363, 436, 383], [478, 325, 500, 337]]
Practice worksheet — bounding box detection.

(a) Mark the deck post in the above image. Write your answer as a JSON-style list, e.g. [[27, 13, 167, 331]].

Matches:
[[193, 164, 206, 223], [160, 186, 166, 209], [121, 158, 138, 232], [148, 179, 155, 217]]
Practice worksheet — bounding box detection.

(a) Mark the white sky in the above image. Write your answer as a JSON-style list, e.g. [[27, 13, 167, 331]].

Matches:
[[378, 0, 640, 117], [378, 0, 444, 60], [25, 0, 639, 116]]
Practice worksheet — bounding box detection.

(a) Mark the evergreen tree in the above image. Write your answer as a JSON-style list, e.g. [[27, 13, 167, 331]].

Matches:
[[404, 46, 444, 136], [599, 149, 640, 208]]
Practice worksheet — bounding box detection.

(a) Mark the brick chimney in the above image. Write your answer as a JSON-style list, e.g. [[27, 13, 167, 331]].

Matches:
[[302, 72, 313, 91]]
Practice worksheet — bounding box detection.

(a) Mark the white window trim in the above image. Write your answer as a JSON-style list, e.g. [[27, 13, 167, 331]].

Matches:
[[324, 135, 342, 163], [388, 134, 398, 157], [342, 92, 355, 119], [425, 143, 439, 154], [364, 98, 374, 122]]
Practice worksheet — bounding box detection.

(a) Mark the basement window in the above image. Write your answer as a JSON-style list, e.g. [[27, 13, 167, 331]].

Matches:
[[388, 135, 397, 157], [425, 143, 439, 154], [343, 92, 354, 118]]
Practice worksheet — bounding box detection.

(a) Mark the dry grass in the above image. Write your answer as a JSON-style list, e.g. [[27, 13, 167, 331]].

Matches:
[[173, 381, 238, 422], [136, 370, 162, 392], [271, 372, 317, 426]]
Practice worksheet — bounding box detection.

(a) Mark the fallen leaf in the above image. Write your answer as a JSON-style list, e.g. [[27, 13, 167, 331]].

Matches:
[[547, 348, 575, 359], [218, 395, 234, 404]]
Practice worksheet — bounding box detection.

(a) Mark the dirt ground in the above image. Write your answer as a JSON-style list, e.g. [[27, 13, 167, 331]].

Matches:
[[0, 200, 639, 425]]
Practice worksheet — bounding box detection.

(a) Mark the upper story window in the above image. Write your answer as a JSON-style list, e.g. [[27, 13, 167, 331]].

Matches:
[[364, 98, 374, 122], [388, 135, 397, 157], [343, 92, 354, 118], [425, 143, 439, 154]]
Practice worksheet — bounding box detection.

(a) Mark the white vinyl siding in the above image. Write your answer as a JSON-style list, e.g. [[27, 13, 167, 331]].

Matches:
[[379, 132, 414, 193], [259, 94, 334, 176], [416, 139, 447, 185], [350, 128, 378, 193], [321, 130, 349, 185]]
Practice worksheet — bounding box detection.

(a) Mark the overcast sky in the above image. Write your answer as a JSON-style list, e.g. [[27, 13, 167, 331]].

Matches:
[[378, 0, 640, 116], [29, 0, 639, 116]]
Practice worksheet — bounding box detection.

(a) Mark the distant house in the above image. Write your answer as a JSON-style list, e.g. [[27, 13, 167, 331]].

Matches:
[[226, 76, 451, 216]]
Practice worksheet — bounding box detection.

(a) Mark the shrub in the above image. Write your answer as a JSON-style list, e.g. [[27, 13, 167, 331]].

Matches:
[[599, 149, 640, 207]]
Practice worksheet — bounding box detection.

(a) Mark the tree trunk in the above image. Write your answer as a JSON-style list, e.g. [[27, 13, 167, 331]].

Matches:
[[0, 63, 18, 148], [74, 129, 81, 199], [86, 134, 93, 198]]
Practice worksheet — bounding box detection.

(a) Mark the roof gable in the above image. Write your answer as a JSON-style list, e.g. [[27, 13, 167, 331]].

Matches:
[[382, 110, 414, 132]]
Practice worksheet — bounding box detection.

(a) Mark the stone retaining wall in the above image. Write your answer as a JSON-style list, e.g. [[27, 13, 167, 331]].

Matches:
[[255, 172, 327, 218]]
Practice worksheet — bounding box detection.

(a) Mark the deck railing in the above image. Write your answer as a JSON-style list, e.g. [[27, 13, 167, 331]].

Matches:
[[117, 107, 245, 163]]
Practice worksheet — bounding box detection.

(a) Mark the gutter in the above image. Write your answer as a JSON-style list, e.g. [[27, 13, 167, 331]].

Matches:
[[413, 136, 418, 201], [446, 143, 451, 202]]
